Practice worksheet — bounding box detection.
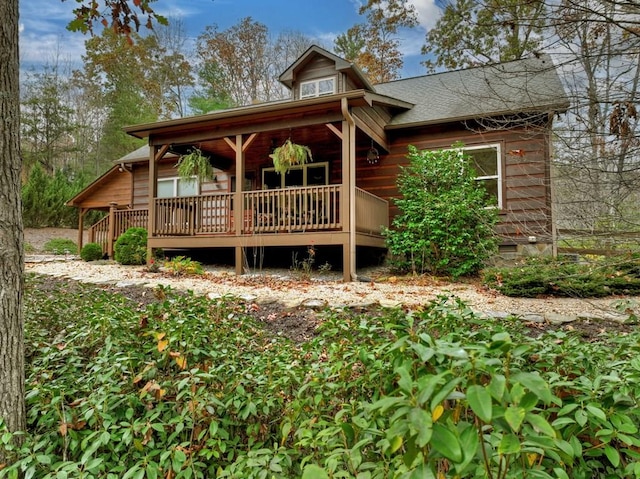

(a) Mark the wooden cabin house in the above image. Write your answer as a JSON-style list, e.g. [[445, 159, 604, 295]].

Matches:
[[67, 46, 569, 281]]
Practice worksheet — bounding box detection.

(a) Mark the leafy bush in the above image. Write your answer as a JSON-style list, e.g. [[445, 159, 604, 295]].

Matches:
[[79, 242, 103, 262], [3, 278, 640, 478], [163, 255, 204, 276], [484, 254, 640, 297], [42, 238, 77, 255], [384, 144, 499, 278], [114, 227, 147, 265]]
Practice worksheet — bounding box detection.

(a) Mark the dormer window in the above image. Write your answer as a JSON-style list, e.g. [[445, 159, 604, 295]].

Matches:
[[300, 77, 336, 99]]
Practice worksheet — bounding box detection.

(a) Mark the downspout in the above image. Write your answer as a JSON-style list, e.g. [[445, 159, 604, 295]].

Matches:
[[341, 97, 358, 282]]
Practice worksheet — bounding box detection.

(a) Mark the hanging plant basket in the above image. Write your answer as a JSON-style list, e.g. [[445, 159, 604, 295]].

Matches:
[[176, 147, 215, 183], [269, 139, 313, 174]]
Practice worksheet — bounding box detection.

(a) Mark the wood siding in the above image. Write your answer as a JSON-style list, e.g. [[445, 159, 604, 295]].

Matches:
[[293, 56, 340, 99], [78, 169, 131, 209], [357, 123, 553, 245]]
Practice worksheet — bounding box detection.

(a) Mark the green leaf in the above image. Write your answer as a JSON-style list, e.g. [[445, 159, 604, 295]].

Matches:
[[526, 413, 556, 437], [498, 433, 521, 454], [341, 423, 354, 445], [409, 407, 433, 447], [390, 435, 404, 453], [458, 423, 480, 471], [604, 445, 620, 467], [505, 406, 526, 432], [409, 463, 436, 479], [85, 457, 104, 471], [553, 468, 571, 479], [511, 372, 552, 404], [586, 404, 607, 422], [302, 464, 329, 479], [410, 342, 435, 362], [467, 385, 493, 423], [488, 374, 506, 401], [396, 365, 413, 394], [430, 378, 462, 412], [431, 423, 462, 462], [575, 409, 588, 427]]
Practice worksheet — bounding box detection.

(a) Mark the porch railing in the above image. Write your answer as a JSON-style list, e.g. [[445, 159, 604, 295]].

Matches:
[[88, 215, 110, 252], [153, 185, 344, 236], [355, 187, 389, 234], [243, 185, 342, 233], [88, 208, 149, 255], [148, 185, 387, 237]]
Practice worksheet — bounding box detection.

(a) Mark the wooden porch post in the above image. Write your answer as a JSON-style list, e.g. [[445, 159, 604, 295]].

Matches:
[[341, 98, 356, 282], [147, 145, 158, 262], [77, 208, 86, 254], [234, 134, 245, 275], [107, 202, 117, 258]]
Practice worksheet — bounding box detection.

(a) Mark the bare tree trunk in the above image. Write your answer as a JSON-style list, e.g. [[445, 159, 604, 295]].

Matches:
[[0, 0, 26, 446]]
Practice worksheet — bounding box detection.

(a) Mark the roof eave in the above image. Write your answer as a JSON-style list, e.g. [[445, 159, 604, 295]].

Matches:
[[124, 90, 371, 139], [386, 102, 570, 130]]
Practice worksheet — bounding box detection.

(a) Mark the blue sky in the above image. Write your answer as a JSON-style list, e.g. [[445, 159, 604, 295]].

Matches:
[[19, 0, 441, 78]]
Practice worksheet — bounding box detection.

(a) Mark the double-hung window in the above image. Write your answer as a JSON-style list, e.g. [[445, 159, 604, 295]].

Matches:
[[463, 144, 502, 208], [300, 77, 336, 99], [157, 176, 198, 198]]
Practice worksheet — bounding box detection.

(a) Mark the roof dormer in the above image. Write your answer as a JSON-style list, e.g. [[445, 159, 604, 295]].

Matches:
[[279, 45, 374, 100]]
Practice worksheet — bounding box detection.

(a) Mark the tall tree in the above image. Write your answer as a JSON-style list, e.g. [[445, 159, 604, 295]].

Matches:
[[0, 0, 25, 448], [188, 61, 234, 115], [196, 17, 272, 106], [335, 0, 418, 84], [0, 0, 163, 455], [421, 0, 547, 72], [151, 19, 194, 118], [75, 28, 164, 165], [21, 62, 78, 176], [551, 0, 640, 233], [270, 30, 318, 98]]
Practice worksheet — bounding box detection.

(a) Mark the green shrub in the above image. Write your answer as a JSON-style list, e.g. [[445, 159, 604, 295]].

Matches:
[[114, 227, 147, 265], [384, 144, 499, 278], [484, 254, 640, 297], [4, 281, 640, 479], [163, 255, 204, 276], [80, 242, 104, 262], [43, 238, 77, 255]]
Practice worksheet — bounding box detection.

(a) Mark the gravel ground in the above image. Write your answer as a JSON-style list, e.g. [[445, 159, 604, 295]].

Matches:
[[25, 256, 638, 322], [23, 227, 640, 321]]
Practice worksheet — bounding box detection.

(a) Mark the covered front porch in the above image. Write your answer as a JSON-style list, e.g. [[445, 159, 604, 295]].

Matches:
[[70, 88, 410, 281], [89, 182, 388, 280]]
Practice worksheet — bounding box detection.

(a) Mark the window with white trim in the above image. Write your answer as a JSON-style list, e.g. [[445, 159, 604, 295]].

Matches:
[[300, 77, 336, 99], [157, 176, 198, 198], [463, 144, 502, 208], [262, 162, 328, 189]]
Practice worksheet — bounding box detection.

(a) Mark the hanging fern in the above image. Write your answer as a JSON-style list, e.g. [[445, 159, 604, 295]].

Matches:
[[176, 148, 214, 182], [269, 139, 313, 174]]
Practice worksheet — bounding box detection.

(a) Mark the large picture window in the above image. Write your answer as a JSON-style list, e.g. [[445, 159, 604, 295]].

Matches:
[[262, 162, 328, 189], [300, 77, 336, 99], [157, 176, 198, 198]]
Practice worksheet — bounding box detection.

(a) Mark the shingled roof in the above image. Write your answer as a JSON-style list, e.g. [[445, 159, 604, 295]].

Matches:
[[375, 54, 569, 128]]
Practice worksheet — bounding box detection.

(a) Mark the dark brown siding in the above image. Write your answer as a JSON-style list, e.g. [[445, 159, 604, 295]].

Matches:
[[356, 123, 552, 245], [132, 159, 228, 208]]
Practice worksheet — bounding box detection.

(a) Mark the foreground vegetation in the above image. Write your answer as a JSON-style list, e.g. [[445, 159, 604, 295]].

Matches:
[[484, 254, 640, 298], [2, 275, 640, 478]]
